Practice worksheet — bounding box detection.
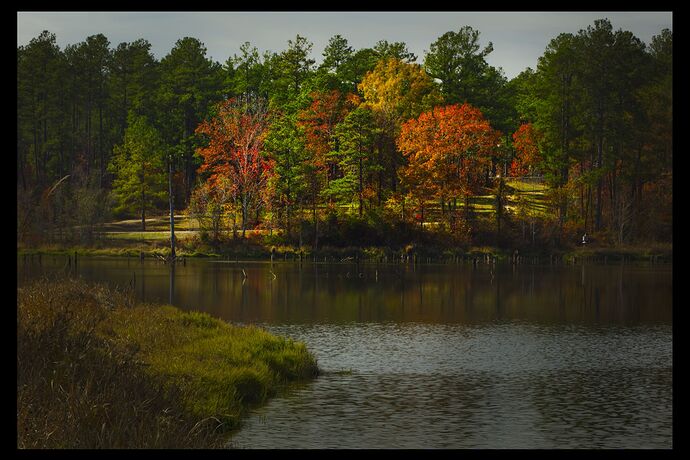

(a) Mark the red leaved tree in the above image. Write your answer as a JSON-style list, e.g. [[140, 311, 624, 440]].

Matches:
[[195, 96, 274, 238], [510, 123, 541, 177]]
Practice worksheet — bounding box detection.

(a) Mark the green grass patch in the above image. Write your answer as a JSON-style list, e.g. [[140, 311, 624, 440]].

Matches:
[[504, 179, 548, 193], [17, 278, 318, 448], [103, 231, 176, 240], [97, 215, 198, 232], [103, 304, 318, 424]]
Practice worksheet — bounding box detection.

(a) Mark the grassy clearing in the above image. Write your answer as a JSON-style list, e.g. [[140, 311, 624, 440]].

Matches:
[[104, 230, 197, 241], [505, 178, 548, 193], [96, 216, 198, 232], [17, 278, 318, 448]]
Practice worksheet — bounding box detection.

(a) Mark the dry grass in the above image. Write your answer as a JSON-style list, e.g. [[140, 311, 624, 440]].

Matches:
[[17, 278, 318, 449]]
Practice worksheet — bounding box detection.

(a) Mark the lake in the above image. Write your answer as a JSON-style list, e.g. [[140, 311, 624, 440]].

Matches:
[[18, 255, 673, 448]]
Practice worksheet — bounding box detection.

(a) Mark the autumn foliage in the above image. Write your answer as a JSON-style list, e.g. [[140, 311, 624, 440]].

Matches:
[[510, 123, 541, 177], [17, 26, 671, 249], [297, 90, 360, 179], [358, 58, 441, 130], [398, 103, 501, 202], [195, 97, 273, 236]]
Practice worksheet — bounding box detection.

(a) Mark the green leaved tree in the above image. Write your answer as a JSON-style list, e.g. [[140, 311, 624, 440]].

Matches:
[[109, 115, 167, 230], [329, 106, 379, 216]]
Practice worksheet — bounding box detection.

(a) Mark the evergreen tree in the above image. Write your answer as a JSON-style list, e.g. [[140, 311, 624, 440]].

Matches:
[[109, 114, 167, 230]]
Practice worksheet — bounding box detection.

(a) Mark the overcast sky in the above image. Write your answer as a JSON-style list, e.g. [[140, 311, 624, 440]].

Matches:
[[17, 11, 672, 80]]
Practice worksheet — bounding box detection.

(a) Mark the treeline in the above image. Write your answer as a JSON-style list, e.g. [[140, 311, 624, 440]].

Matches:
[[17, 19, 672, 249]]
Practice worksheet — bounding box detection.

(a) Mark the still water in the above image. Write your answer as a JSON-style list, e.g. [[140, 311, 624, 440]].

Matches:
[[18, 256, 673, 448]]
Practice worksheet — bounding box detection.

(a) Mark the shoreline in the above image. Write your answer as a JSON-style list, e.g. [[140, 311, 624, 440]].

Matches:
[[17, 241, 673, 265]]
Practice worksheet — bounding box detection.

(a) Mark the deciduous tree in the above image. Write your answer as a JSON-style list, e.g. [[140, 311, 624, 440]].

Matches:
[[510, 123, 541, 177], [359, 58, 441, 194], [398, 103, 500, 227], [195, 96, 273, 238]]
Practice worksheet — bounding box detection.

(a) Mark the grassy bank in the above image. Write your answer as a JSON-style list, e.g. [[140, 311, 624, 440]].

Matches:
[[17, 278, 318, 448]]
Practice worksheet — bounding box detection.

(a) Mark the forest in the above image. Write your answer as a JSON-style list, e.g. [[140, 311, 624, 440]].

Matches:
[[17, 19, 672, 254]]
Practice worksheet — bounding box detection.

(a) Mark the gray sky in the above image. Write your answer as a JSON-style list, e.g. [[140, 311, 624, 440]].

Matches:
[[17, 11, 672, 80]]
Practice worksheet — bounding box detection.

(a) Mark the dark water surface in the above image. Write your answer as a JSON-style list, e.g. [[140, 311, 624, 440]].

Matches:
[[18, 256, 673, 448]]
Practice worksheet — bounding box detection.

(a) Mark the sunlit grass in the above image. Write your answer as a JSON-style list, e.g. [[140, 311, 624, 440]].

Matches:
[[103, 231, 198, 240], [104, 304, 318, 425], [504, 179, 549, 193]]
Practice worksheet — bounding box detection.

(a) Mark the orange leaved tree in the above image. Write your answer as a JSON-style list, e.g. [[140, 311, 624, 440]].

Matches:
[[397, 103, 500, 228], [195, 96, 273, 238]]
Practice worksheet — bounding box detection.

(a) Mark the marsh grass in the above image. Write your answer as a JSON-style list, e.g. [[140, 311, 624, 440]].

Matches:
[[103, 302, 319, 425], [17, 278, 318, 448]]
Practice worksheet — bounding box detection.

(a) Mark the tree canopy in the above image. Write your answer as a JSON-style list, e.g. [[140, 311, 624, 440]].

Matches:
[[17, 21, 672, 248]]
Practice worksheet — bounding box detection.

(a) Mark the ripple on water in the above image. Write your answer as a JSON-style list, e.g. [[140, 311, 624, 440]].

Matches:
[[228, 322, 672, 449]]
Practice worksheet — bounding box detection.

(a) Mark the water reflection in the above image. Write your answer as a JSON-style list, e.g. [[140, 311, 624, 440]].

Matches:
[[17, 258, 672, 326]]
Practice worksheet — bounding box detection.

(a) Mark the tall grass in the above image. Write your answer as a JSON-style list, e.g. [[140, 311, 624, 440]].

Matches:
[[17, 278, 318, 448]]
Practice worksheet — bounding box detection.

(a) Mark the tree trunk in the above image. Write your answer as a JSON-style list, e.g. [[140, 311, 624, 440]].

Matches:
[[241, 194, 248, 238], [298, 202, 303, 248], [313, 193, 318, 250], [141, 188, 146, 232], [420, 203, 424, 229], [377, 139, 383, 206], [559, 73, 571, 230], [169, 155, 176, 261], [594, 104, 604, 231], [18, 145, 27, 191], [358, 157, 363, 217], [99, 105, 104, 188], [32, 127, 40, 184], [464, 193, 472, 221], [496, 177, 504, 236]]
